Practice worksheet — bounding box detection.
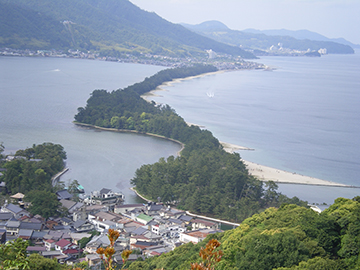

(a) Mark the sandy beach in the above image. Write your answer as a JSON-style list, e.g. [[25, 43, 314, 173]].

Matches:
[[140, 73, 355, 189], [220, 142, 355, 188], [141, 70, 225, 102]]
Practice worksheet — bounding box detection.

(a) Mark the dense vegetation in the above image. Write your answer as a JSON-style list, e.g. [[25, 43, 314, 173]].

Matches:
[[75, 64, 306, 222], [183, 21, 355, 54], [0, 2, 93, 51], [0, 143, 66, 218], [0, 0, 255, 58], [132, 198, 360, 269]]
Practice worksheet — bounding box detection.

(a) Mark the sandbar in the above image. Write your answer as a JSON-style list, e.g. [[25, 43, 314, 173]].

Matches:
[[140, 70, 225, 102], [221, 142, 355, 188]]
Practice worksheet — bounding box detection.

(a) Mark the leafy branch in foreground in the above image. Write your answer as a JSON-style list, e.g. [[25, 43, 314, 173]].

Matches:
[[191, 239, 223, 270], [97, 229, 132, 270]]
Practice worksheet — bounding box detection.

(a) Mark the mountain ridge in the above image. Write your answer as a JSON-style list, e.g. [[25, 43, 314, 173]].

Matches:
[[243, 28, 360, 48], [182, 20, 355, 54], [0, 0, 255, 58]]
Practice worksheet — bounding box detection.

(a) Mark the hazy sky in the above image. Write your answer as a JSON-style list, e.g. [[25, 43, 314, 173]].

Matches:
[[130, 0, 360, 45]]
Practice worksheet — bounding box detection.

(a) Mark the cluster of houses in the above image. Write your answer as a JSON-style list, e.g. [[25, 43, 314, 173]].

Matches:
[[0, 187, 222, 267]]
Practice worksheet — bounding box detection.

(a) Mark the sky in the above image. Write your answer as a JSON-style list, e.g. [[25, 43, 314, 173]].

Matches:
[[130, 0, 360, 45]]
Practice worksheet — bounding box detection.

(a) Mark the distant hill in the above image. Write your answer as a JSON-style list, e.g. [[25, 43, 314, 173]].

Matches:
[[182, 20, 354, 54], [243, 28, 360, 49], [0, 0, 255, 59]]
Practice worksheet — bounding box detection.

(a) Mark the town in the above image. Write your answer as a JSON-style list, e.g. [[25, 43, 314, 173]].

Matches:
[[0, 182, 226, 268], [0, 47, 266, 71]]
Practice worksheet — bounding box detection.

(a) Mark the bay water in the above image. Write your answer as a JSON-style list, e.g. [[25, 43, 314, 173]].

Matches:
[[149, 52, 360, 205], [0, 56, 181, 203], [1, 53, 359, 205]]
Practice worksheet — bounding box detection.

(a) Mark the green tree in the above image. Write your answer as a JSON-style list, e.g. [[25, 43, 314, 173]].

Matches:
[[0, 238, 30, 269], [24, 190, 60, 218]]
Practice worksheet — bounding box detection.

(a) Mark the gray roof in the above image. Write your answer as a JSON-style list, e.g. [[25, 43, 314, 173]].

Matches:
[[27, 246, 47, 252], [18, 229, 33, 238], [60, 199, 76, 210], [0, 212, 14, 221], [73, 219, 87, 228], [5, 203, 24, 214], [31, 231, 46, 240], [148, 204, 163, 212], [56, 190, 73, 200], [88, 234, 110, 246], [6, 220, 20, 228], [132, 227, 148, 235], [100, 188, 111, 194], [168, 218, 182, 225], [178, 215, 193, 222], [20, 222, 42, 230]]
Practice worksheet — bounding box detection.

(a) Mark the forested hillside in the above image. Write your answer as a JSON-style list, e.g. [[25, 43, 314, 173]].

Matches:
[[0, 143, 66, 218], [133, 198, 360, 269], [0, 0, 255, 58], [75, 65, 306, 222]]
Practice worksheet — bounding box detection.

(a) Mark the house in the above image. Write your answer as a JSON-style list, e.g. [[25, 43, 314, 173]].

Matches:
[[1, 203, 30, 219], [114, 204, 144, 215], [84, 234, 110, 254], [179, 229, 222, 244], [20, 221, 42, 231], [85, 253, 101, 267], [85, 188, 124, 207], [44, 239, 56, 251], [59, 199, 84, 214], [178, 214, 193, 225], [72, 219, 94, 233], [56, 190, 73, 200], [31, 231, 46, 242], [0, 212, 14, 222], [88, 211, 124, 232], [135, 214, 153, 225], [41, 250, 64, 259], [159, 207, 185, 219], [70, 232, 92, 245], [144, 202, 164, 216], [191, 219, 218, 230], [5, 220, 20, 235], [26, 246, 47, 254], [18, 229, 33, 240], [10, 193, 25, 205], [55, 238, 75, 252], [130, 240, 158, 251]]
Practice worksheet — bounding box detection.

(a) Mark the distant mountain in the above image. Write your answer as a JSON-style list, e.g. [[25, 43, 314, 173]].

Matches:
[[243, 28, 360, 49], [182, 20, 354, 54], [0, 0, 255, 58], [181, 20, 230, 32]]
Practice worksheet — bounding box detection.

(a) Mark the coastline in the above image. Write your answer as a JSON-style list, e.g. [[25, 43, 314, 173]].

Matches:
[[140, 70, 226, 102], [73, 122, 185, 156], [219, 142, 355, 188], [140, 71, 356, 189]]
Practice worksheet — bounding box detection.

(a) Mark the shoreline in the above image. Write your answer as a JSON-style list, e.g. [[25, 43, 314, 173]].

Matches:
[[140, 70, 226, 102], [140, 71, 357, 189], [73, 122, 185, 156], [219, 142, 355, 188], [242, 159, 357, 188]]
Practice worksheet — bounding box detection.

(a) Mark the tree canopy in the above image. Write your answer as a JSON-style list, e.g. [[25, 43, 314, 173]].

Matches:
[[75, 64, 306, 222], [136, 198, 360, 270]]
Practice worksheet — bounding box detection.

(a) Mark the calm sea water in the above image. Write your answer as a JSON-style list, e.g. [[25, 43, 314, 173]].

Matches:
[[149, 52, 360, 204], [1, 54, 359, 205], [0, 57, 181, 203]]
